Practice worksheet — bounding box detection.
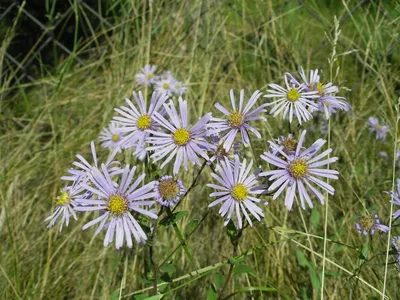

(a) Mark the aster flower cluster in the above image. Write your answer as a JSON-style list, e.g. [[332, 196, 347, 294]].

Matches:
[[45, 66, 350, 254], [265, 67, 350, 124], [135, 64, 187, 96]]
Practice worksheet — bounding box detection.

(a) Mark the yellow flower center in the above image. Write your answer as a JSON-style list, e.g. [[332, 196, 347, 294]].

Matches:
[[316, 82, 325, 95], [146, 73, 154, 79], [137, 115, 152, 130], [231, 184, 248, 201], [111, 134, 119, 142], [281, 137, 297, 153], [359, 216, 374, 231], [175, 84, 181, 89], [228, 111, 244, 128], [173, 128, 190, 146], [375, 124, 382, 130], [56, 191, 70, 205], [107, 195, 128, 216], [163, 83, 169, 89], [288, 159, 308, 179], [287, 89, 300, 102], [158, 179, 180, 200]]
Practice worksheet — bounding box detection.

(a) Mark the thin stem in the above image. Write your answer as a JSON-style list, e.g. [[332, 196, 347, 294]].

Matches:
[[218, 229, 242, 299], [382, 113, 399, 298], [321, 118, 331, 297], [149, 243, 158, 295]]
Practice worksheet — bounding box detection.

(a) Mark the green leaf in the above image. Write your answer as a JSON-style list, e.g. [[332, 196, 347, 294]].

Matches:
[[295, 249, 311, 268], [311, 208, 320, 228], [206, 285, 218, 300], [214, 272, 225, 289], [160, 211, 188, 227], [160, 264, 176, 275], [233, 264, 255, 277]]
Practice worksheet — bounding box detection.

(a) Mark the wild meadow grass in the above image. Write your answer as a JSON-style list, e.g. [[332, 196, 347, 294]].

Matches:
[[1, 1, 400, 299]]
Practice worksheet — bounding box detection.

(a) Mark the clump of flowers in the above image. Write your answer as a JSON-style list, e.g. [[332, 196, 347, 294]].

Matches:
[[260, 130, 339, 210], [265, 67, 350, 124]]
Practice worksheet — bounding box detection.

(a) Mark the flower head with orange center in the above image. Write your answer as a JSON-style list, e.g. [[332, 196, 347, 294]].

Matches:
[[154, 176, 186, 207]]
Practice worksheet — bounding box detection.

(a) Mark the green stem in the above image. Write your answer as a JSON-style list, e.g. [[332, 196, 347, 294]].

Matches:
[[166, 207, 194, 264]]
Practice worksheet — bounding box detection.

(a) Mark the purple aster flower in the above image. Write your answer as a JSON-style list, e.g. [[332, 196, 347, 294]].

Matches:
[[207, 155, 267, 229], [259, 130, 339, 210], [206, 132, 235, 165], [75, 164, 157, 249], [378, 151, 389, 159], [286, 67, 350, 119], [269, 134, 298, 156], [154, 71, 177, 95], [207, 89, 267, 152], [393, 236, 400, 252], [136, 64, 158, 87], [61, 141, 121, 184], [368, 117, 389, 141], [385, 179, 400, 220], [112, 91, 169, 160], [154, 176, 186, 207], [44, 180, 82, 231], [147, 98, 215, 175], [99, 122, 126, 149], [355, 214, 390, 236], [264, 74, 319, 124], [172, 80, 187, 96]]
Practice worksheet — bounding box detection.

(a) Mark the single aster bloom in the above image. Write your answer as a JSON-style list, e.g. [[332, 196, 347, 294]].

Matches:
[[44, 181, 82, 231], [99, 122, 126, 149], [206, 133, 236, 165], [269, 134, 298, 156], [207, 155, 267, 229], [208, 89, 267, 152], [136, 64, 158, 86], [259, 130, 339, 210], [154, 176, 186, 207], [147, 98, 215, 175], [112, 91, 169, 159], [355, 214, 390, 236], [172, 81, 187, 96], [75, 164, 157, 249], [368, 117, 389, 141], [154, 71, 177, 95], [264, 74, 318, 124], [386, 179, 400, 220]]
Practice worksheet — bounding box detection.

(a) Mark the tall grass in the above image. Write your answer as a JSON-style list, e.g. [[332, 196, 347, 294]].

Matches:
[[1, 1, 400, 299]]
